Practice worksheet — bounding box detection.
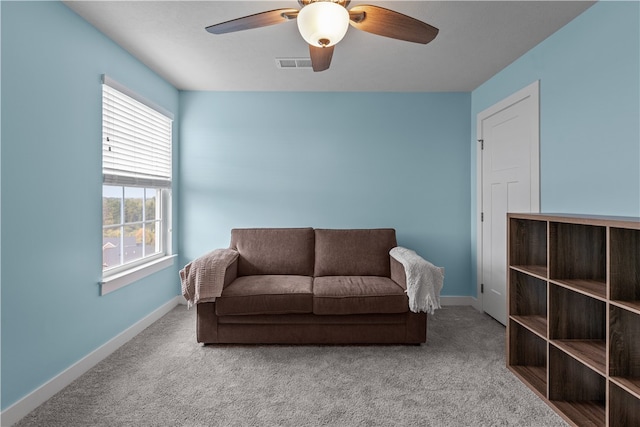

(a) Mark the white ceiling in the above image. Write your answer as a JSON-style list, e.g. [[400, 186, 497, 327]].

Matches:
[[63, 0, 596, 92]]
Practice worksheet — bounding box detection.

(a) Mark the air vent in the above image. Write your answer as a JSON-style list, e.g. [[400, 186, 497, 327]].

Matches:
[[275, 58, 313, 69]]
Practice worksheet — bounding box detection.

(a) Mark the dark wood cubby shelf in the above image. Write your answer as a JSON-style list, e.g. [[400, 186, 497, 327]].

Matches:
[[507, 213, 640, 427], [551, 340, 606, 376], [509, 319, 547, 397], [511, 365, 547, 399], [549, 344, 606, 426], [511, 315, 546, 338], [550, 401, 606, 427], [610, 300, 640, 315], [609, 382, 640, 427], [610, 377, 640, 400], [550, 279, 607, 301], [511, 265, 548, 280]]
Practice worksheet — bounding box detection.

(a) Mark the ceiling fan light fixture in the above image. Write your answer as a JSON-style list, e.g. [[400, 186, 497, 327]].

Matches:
[[297, 1, 350, 48]]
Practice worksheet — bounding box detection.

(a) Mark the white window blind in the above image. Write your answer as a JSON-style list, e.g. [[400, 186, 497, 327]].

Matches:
[[102, 78, 173, 188]]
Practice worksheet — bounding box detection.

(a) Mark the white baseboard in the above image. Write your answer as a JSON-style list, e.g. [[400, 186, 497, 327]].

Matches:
[[440, 296, 477, 306], [0, 296, 181, 427]]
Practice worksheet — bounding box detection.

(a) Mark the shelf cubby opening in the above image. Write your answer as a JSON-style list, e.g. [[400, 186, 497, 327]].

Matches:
[[609, 381, 640, 427], [509, 218, 547, 278], [610, 305, 640, 399], [549, 222, 606, 299], [610, 227, 640, 313], [549, 284, 606, 375], [508, 320, 547, 397], [509, 269, 547, 338], [549, 345, 606, 426]]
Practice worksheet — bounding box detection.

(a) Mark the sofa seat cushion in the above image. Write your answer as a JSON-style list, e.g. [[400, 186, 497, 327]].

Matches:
[[313, 276, 408, 315], [216, 275, 313, 316]]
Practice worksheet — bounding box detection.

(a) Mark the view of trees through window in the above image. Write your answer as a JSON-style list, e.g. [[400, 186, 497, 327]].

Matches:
[[102, 186, 162, 270]]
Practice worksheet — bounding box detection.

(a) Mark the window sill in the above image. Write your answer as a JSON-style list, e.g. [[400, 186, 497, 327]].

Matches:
[[100, 255, 177, 296]]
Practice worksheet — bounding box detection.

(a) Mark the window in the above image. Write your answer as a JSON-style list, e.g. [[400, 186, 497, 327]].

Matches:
[[101, 76, 174, 295], [102, 186, 163, 268]]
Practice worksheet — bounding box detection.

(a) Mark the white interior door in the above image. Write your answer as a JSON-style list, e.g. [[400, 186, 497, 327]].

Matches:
[[478, 81, 540, 325]]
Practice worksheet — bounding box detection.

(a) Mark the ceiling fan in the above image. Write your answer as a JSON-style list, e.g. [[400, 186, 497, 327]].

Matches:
[[205, 0, 439, 72]]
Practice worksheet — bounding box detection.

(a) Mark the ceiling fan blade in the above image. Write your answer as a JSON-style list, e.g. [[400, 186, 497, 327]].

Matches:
[[348, 5, 439, 44], [309, 45, 334, 72], [206, 9, 299, 34]]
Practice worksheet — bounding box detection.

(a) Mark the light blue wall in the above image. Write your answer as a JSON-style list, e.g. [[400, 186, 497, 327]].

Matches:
[[470, 1, 640, 295], [1, 2, 180, 409], [179, 92, 471, 296]]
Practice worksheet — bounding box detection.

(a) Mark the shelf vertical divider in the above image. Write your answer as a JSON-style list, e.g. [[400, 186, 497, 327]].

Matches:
[[546, 219, 551, 400], [606, 225, 611, 427]]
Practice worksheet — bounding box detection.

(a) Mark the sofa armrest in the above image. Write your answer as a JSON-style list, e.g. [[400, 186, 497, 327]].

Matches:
[[390, 256, 407, 291], [223, 257, 238, 288], [180, 248, 239, 306], [196, 302, 218, 343]]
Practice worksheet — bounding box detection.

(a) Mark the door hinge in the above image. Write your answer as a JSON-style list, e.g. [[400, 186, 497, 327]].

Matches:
[[481, 283, 484, 293], [481, 212, 484, 222], [478, 139, 484, 150]]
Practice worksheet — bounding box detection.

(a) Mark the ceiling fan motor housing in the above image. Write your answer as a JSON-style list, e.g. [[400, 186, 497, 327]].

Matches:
[[298, 0, 350, 7]]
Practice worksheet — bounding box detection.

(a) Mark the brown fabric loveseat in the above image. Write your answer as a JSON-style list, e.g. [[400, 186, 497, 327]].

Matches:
[[195, 227, 427, 344]]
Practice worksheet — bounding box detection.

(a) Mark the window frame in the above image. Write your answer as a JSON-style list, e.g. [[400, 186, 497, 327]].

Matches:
[[102, 186, 168, 275], [100, 76, 175, 296]]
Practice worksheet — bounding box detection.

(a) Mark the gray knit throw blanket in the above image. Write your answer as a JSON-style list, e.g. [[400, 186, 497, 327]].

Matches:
[[180, 248, 239, 308], [390, 246, 444, 314]]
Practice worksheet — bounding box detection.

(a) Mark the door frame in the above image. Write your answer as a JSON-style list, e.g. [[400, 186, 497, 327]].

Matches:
[[475, 80, 541, 312]]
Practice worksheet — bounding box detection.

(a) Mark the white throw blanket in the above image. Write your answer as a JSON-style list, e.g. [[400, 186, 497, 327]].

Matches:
[[179, 249, 239, 308], [390, 246, 444, 314]]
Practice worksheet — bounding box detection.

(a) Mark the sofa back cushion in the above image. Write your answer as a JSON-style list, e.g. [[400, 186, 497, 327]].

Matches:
[[230, 228, 315, 276], [314, 228, 397, 277]]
